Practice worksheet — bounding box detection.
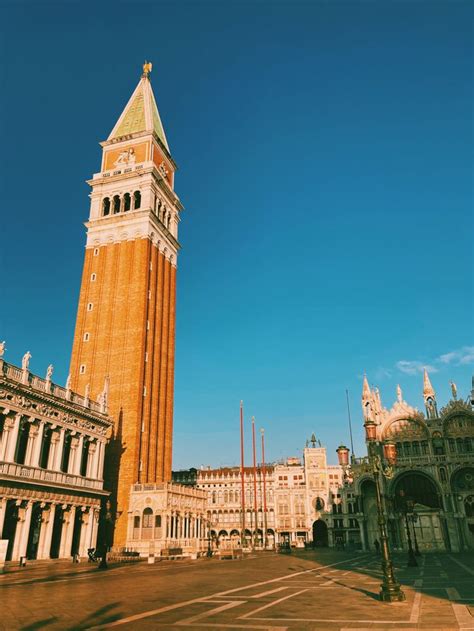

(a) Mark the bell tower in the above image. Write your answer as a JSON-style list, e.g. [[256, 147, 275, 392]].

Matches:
[[69, 62, 183, 544]]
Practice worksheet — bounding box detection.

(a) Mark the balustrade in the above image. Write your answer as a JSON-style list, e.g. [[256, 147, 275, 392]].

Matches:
[[0, 460, 103, 490]]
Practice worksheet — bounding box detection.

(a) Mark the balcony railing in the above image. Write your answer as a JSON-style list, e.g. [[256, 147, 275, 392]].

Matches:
[[132, 482, 206, 498], [0, 360, 103, 414], [0, 460, 103, 491]]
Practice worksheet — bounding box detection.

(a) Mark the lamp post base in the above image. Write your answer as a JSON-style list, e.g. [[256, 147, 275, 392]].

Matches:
[[380, 582, 406, 602]]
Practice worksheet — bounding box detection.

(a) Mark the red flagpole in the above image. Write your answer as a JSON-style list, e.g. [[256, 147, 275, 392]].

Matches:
[[251, 416, 258, 547], [260, 427, 268, 548], [240, 401, 246, 547]]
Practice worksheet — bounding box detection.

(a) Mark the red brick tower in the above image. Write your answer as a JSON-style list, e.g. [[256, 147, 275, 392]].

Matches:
[[69, 63, 182, 544]]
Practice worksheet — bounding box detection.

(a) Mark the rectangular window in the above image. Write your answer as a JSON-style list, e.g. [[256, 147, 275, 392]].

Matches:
[[87, 303, 93, 311], [94, 248, 99, 256], [83, 333, 90, 342], [91, 273, 96, 282]]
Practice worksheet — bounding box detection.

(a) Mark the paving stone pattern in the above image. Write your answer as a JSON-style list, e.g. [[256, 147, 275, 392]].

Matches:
[[1, 550, 473, 630]]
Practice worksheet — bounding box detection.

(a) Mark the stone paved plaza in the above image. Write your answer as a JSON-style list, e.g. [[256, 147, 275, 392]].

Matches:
[[1, 550, 473, 630]]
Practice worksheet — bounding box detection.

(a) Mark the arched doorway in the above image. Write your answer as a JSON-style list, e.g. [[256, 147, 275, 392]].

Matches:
[[312, 519, 328, 547], [392, 471, 447, 551], [451, 467, 474, 549], [26, 503, 43, 560], [360, 478, 378, 551], [2, 500, 19, 561]]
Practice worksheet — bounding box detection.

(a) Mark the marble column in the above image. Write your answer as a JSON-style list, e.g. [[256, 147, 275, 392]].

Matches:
[[30, 421, 45, 467], [83, 509, 95, 554], [38, 504, 56, 559], [14, 501, 33, 561], [53, 428, 66, 471], [73, 436, 84, 475], [59, 506, 75, 558], [24, 420, 37, 466], [78, 508, 89, 556], [96, 440, 105, 479], [68, 437, 80, 475], [90, 509, 99, 550], [0, 497, 7, 537], [3, 414, 22, 462], [86, 442, 97, 478]]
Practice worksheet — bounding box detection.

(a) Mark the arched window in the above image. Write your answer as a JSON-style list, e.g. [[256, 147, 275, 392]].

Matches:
[[155, 514, 162, 528], [102, 197, 110, 216], [412, 442, 420, 456], [39, 425, 52, 469], [15, 419, 30, 465], [143, 508, 153, 529], [439, 467, 447, 483], [80, 439, 89, 477], [211, 491, 216, 504], [123, 193, 131, 212], [224, 491, 228, 503], [167, 213, 171, 228], [61, 432, 72, 473], [456, 438, 464, 454], [133, 191, 141, 209], [113, 195, 121, 214]]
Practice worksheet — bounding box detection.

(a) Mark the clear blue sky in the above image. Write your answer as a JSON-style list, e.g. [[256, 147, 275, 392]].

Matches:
[[1, 1, 472, 469]]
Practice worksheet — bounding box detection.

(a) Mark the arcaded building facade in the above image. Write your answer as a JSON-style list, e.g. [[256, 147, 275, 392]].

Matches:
[[0, 353, 110, 562], [69, 64, 183, 545], [329, 373, 474, 552], [172, 436, 343, 548]]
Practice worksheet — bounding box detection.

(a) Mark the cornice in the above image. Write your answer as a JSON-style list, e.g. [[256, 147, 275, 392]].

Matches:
[[0, 379, 110, 437]]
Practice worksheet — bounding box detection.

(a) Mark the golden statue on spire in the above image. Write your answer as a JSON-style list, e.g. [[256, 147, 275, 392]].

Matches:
[[142, 60, 153, 77]]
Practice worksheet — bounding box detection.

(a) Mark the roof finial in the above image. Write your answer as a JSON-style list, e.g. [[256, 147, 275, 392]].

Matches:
[[423, 368, 435, 399], [142, 60, 153, 78], [362, 374, 371, 401]]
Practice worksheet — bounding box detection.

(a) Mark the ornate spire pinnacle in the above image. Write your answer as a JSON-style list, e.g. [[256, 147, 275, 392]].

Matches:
[[107, 64, 169, 151], [142, 60, 153, 78], [362, 374, 370, 401], [423, 369, 435, 400]]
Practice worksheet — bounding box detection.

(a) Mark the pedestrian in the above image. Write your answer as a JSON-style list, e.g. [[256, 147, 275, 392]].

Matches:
[[374, 538, 380, 553]]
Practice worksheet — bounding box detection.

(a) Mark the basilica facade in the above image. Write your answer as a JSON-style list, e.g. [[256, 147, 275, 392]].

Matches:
[[328, 373, 474, 553]]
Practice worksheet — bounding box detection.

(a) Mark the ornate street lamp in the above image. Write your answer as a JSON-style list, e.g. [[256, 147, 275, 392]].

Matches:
[[338, 424, 405, 602]]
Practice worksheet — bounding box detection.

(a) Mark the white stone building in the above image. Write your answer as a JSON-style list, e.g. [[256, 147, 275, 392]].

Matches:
[[0, 353, 111, 562], [172, 435, 344, 548], [125, 482, 207, 557]]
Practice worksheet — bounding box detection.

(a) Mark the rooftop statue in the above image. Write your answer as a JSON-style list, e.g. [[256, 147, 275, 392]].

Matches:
[[22, 351, 31, 371]]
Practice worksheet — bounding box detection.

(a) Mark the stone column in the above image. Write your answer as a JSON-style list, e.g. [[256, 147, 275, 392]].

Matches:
[[90, 508, 99, 550], [13, 501, 33, 561], [38, 504, 56, 560], [78, 508, 89, 556], [30, 421, 45, 467], [0, 497, 7, 537], [68, 436, 80, 475], [96, 440, 106, 480], [73, 435, 84, 475], [59, 506, 75, 558], [83, 509, 94, 554], [3, 414, 22, 462], [24, 420, 37, 466], [86, 442, 97, 478], [53, 428, 66, 471]]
